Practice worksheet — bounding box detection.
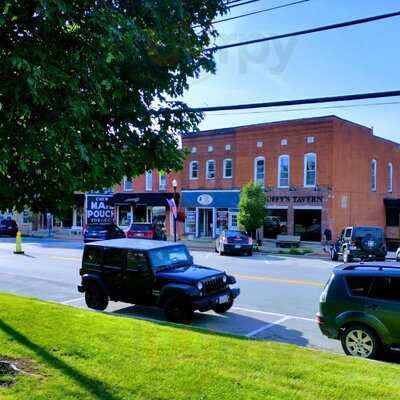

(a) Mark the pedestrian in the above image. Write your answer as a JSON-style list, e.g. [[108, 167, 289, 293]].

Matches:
[[323, 226, 332, 253]]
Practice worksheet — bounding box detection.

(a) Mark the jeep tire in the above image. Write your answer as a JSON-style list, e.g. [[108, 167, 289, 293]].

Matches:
[[164, 295, 193, 324], [330, 248, 339, 261], [213, 300, 233, 314], [85, 283, 109, 311]]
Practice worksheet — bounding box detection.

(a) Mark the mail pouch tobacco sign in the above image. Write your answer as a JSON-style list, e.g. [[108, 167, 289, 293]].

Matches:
[[86, 194, 114, 224]]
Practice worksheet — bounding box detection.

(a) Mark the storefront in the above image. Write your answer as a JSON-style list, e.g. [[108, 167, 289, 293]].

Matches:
[[384, 198, 400, 249], [181, 190, 240, 239]]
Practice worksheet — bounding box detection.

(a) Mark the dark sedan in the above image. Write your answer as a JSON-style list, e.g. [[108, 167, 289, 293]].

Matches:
[[83, 224, 125, 243], [0, 220, 18, 237], [215, 230, 253, 256]]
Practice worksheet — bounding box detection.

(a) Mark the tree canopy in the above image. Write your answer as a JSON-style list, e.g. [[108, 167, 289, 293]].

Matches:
[[0, 0, 225, 214], [238, 182, 267, 236]]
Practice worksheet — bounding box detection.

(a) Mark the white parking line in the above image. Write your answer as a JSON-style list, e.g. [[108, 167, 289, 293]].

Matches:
[[246, 316, 291, 337], [62, 297, 84, 305], [233, 306, 315, 322]]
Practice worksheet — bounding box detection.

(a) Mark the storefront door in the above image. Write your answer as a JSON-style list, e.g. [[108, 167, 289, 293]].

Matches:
[[294, 209, 322, 241], [229, 212, 239, 231], [198, 208, 213, 237]]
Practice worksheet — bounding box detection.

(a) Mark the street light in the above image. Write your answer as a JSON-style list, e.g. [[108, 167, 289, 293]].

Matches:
[[172, 179, 178, 242]]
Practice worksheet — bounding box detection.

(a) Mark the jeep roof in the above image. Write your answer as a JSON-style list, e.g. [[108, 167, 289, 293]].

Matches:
[[85, 238, 182, 251]]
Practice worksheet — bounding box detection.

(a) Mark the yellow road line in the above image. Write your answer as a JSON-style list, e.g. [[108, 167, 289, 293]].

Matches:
[[235, 273, 324, 288]]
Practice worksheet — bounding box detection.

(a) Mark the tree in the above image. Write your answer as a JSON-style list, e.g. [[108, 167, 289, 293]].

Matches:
[[0, 0, 226, 214], [238, 182, 267, 238]]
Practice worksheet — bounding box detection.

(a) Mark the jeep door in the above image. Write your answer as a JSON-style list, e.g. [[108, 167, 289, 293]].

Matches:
[[121, 250, 154, 304], [365, 276, 400, 341], [102, 247, 126, 299]]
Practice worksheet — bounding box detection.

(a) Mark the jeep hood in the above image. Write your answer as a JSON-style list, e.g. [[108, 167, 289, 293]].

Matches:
[[156, 264, 223, 283]]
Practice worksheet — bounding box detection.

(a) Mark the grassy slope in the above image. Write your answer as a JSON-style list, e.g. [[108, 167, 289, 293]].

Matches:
[[0, 293, 400, 400]]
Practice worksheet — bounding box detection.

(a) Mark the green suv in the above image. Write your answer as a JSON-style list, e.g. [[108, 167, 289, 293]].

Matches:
[[318, 263, 400, 359]]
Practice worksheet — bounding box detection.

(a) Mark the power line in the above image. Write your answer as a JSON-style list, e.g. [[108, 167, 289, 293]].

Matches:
[[205, 100, 400, 116], [205, 10, 400, 51], [212, 0, 310, 25], [228, 0, 266, 9], [190, 90, 400, 112]]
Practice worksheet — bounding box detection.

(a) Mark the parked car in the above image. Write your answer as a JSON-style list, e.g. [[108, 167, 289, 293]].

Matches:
[[78, 239, 240, 322], [318, 263, 400, 359], [126, 223, 156, 240], [215, 230, 253, 256], [330, 226, 386, 263], [83, 224, 125, 243], [0, 220, 18, 237]]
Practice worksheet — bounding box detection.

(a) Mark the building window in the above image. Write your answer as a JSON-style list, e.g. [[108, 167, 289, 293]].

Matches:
[[257, 141, 263, 148], [189, 161, 199, 180], [254, 157, 265, 186], [208, 146, 213, 152], [206, 160, 216, 180], [191, 147, 197, 154], [281, 139, 288, 146], [371, 159, 377, 192], [123, 177, 133, 192], [223, 159, 233, 179], [159, 173, 167, 191], [225, 144, 231, 151], [304, 153, 317, 187], [145, 171, 152, 191], [388, 162, 393, 193], [307, 136, 315, 144], [278, 155, 290, 188]]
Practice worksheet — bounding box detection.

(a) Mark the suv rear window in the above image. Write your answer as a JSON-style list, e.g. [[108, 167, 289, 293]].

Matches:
[[87, 225, 107, 232], [369, 277, 400, 302], [346, 276, 373, 297], [352, 227, 383, 238]]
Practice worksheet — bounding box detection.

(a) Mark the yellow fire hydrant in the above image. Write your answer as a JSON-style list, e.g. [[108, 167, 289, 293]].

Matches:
[[14, 231, 24, 255]]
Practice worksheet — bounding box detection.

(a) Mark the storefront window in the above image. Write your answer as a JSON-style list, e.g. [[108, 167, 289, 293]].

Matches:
[[278, 155, 290, 188], [118, 206, 130, 226], [294, 209, 321, 241], [185, 208, 196, 235], [134, 206, 147, 223], [304, 153, 317, 187], [386, 208, 399, 227], [216, 209, 228, 234], [264, 209, 288, 238]]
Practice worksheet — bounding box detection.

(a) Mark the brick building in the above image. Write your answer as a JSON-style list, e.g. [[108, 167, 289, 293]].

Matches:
[[180, 115, 400, 242]]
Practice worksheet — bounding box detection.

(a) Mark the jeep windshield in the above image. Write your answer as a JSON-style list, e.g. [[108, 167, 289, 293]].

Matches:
[[149, 245, 191, 271]]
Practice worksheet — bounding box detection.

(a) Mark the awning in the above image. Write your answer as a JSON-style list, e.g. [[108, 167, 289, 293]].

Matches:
[[181, 190, 240, 208], [384, 198, 400, 208], [110, 192, 175, 207]]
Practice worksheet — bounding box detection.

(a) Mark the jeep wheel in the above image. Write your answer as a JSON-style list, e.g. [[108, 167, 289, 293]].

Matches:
[[85, 284, 108, 311], [341, 325, 380, 359], [213, 300, 233, 314], [330, 249, 339, 261], [164, 296, 193, 324]]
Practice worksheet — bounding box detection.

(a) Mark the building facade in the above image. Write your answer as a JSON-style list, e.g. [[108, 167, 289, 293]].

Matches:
[[180, 116, 400, 242]]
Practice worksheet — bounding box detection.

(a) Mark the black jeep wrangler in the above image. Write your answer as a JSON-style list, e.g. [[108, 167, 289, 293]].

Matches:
[[330, 226, 386, 263], [78, 239, 240, 323]]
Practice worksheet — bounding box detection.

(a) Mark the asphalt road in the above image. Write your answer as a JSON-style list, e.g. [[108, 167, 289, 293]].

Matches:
[[0, 237, 342, 353]]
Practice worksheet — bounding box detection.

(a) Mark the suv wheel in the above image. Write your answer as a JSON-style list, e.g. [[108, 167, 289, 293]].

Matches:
[[341, 325, 379, 359], [213, 300, 233, 314], [84, 283, 109, 311], [164, 296, 193, 324]]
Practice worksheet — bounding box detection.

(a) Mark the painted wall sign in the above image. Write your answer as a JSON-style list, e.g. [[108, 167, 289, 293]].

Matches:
[[197, 194, 213, 206], [266, 195, 323, 204], [86, 194, 114, 224]]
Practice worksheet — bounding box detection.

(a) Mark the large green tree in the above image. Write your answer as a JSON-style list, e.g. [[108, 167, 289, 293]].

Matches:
[[238, 182, 267, 237], [0, 0, 225, 214]]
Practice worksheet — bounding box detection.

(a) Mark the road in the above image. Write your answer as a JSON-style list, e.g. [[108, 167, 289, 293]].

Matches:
[[0, 237, 342, 353]]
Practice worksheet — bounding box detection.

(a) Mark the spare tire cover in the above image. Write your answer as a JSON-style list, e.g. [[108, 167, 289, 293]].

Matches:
[[361, 235, 378, 252]]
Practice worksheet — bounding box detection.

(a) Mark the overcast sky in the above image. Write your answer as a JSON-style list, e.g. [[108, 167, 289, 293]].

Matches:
[[182, 0, 400, 142]]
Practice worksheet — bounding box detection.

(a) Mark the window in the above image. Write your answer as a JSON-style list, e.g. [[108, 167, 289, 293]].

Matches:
[[191, 147, 197, 154], [281, 139, 288, 146], [206, 160, 216, 180], [189, 161, 199, 180], [127, 251, 147, 272], [386, 208, 400, 227], [83, 247, 102, 265], [145, 171, 152, 191], [123, 177, 133, 192], [346, 276, 373, 297], [257, 141, 263, 148], [159, 173, 167, 191], [208, 146, 213, 152], [369, 277, 400, 302], [278, 155, 290, 188], [230, 213, 238, 229], [103, 248, 124, 268], [371, 159, 377, 191], [388, 162, 393, 193], [307, 136, 315, 144], [304, 153, 317, 187], [223, 159, 233, 179], [225, 144, 231, 151], [254, 157, 265, 186], [118, 205, 130, 226], [344, 228, 352, 238]]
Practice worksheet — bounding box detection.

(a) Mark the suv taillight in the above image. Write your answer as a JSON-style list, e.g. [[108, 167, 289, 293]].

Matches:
[[320, 273, 334, 303]]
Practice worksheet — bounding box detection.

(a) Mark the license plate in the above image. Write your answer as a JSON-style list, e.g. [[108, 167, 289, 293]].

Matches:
[[218, 294, 230, 304], [235, 245, 241, 249]]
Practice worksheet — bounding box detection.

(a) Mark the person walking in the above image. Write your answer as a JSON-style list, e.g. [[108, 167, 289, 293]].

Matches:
[[323, 226, 332, 253]]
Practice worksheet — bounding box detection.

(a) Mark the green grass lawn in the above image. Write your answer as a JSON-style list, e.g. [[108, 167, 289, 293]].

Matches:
[[1, 293, 400, 400]]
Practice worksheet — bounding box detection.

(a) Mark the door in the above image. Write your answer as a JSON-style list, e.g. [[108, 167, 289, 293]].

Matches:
[[122, 250, 154, 303], [102, 247, 126, 297], [365, 276, 400, 341], [229, 212, 239, 231], [198, 208, 214, 237]]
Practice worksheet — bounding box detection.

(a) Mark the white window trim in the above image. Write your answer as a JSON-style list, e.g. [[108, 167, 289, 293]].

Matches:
[[189, 160, 199, 180], [371, 159, 377, 192], [159, 173, 167, 191], [223, 158, 233, 179], [145, 171, 152, 192], [123, 176, 133, 192], [254, 156, 265, 186], [206, 160, 216, 180], [388, 162, 393, 193], [278, 155, 290, 188], [303, 153, 317, 188]]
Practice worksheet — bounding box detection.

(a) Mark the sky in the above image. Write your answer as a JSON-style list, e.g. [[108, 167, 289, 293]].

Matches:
[[182, 0, 400, 142]]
